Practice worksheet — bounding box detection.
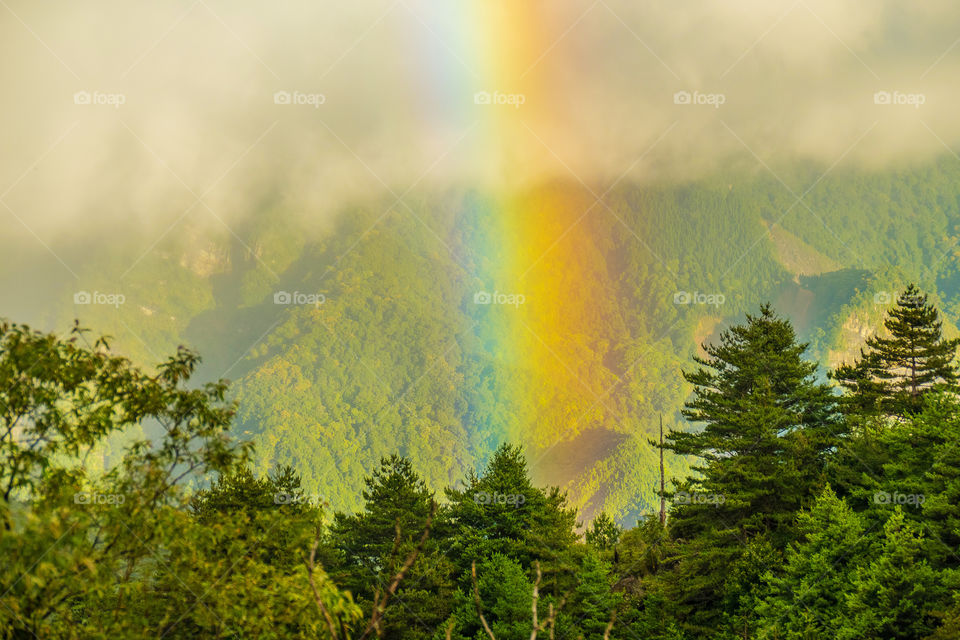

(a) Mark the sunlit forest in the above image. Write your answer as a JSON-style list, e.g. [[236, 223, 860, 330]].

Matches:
[[4, 288, 960, 637], [6, 0, 960, 637], [12, 160, 960, 523]]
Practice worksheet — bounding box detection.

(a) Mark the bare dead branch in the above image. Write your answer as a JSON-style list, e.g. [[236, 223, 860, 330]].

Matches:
[[357, 501, 437, 640], [305, 531, 340, 640], [547, 594, 568, 640], [529, 561, 542, 640], [471, 561, 497, 640], [603, 609, 617, 640]]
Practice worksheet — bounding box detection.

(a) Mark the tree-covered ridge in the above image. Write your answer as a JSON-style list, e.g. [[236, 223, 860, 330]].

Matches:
[[31, 157, 960, 520], [4, 287, 960, 637]]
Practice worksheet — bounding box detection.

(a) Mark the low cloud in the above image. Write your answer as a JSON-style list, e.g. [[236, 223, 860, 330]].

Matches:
[[1, 0, 959, 242]]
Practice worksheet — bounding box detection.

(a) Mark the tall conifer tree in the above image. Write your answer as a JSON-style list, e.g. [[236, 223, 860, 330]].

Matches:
[[662, 305, 840, 632], [833, 284, 960, 418]]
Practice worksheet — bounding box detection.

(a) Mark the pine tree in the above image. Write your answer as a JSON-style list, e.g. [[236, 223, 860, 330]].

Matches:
[[585, 512, 621, 552], [830, 356, 888, 425], [568, 550, 621, 640], [833, 284, 960, 418], [756, 486, 868, 639], [331, 455, 436, 584], [447, 553, 533, 640], [842, 509, 948, 639], [190, 465, 317, 568], [444, 444, 580, 598], [663, 305, 841, 632], [329, 455, 453, 639], [866, 393, 960, 566]]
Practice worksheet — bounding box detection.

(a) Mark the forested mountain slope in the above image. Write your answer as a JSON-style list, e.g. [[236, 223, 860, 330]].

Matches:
[[8, 157, 960, 522]]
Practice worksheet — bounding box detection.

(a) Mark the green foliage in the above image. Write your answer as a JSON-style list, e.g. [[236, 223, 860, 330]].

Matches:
[[0, 321, 359, 638], [585, 511, 622, 551], [10, 282, 960, 637], [833, 284, 960, 418], [330, 455, 455, 639], [448, 554, 533, 640], [757, 486, 869, 639], [444, 444, 581, 597], [662, 305, 841, 631], [843, 510, 949, 639], [829, 393, 960, 566], [190, 464, 318, 569], [17, 156, 960, 526], [566, 550, 621, 639]]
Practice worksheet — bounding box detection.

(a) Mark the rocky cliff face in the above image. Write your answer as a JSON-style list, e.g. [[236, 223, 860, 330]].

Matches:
[[178, 243, 230, 278], [828, 311, 875, 368]]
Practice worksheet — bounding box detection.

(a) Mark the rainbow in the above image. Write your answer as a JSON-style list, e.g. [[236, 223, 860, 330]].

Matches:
[[409, 3, 626, 463]]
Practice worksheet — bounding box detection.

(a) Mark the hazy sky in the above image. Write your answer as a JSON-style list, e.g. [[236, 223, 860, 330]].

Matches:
[[2, 0, 960, 241]]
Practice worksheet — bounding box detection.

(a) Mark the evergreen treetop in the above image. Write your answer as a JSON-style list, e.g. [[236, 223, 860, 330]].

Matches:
[[833, 284, 960, 418]]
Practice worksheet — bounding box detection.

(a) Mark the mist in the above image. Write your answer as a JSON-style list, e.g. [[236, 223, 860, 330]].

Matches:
[[1, 0, 960, 244]]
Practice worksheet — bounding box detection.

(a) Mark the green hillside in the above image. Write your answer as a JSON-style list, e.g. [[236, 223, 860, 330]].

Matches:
[[10, 157, 960, 523]]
